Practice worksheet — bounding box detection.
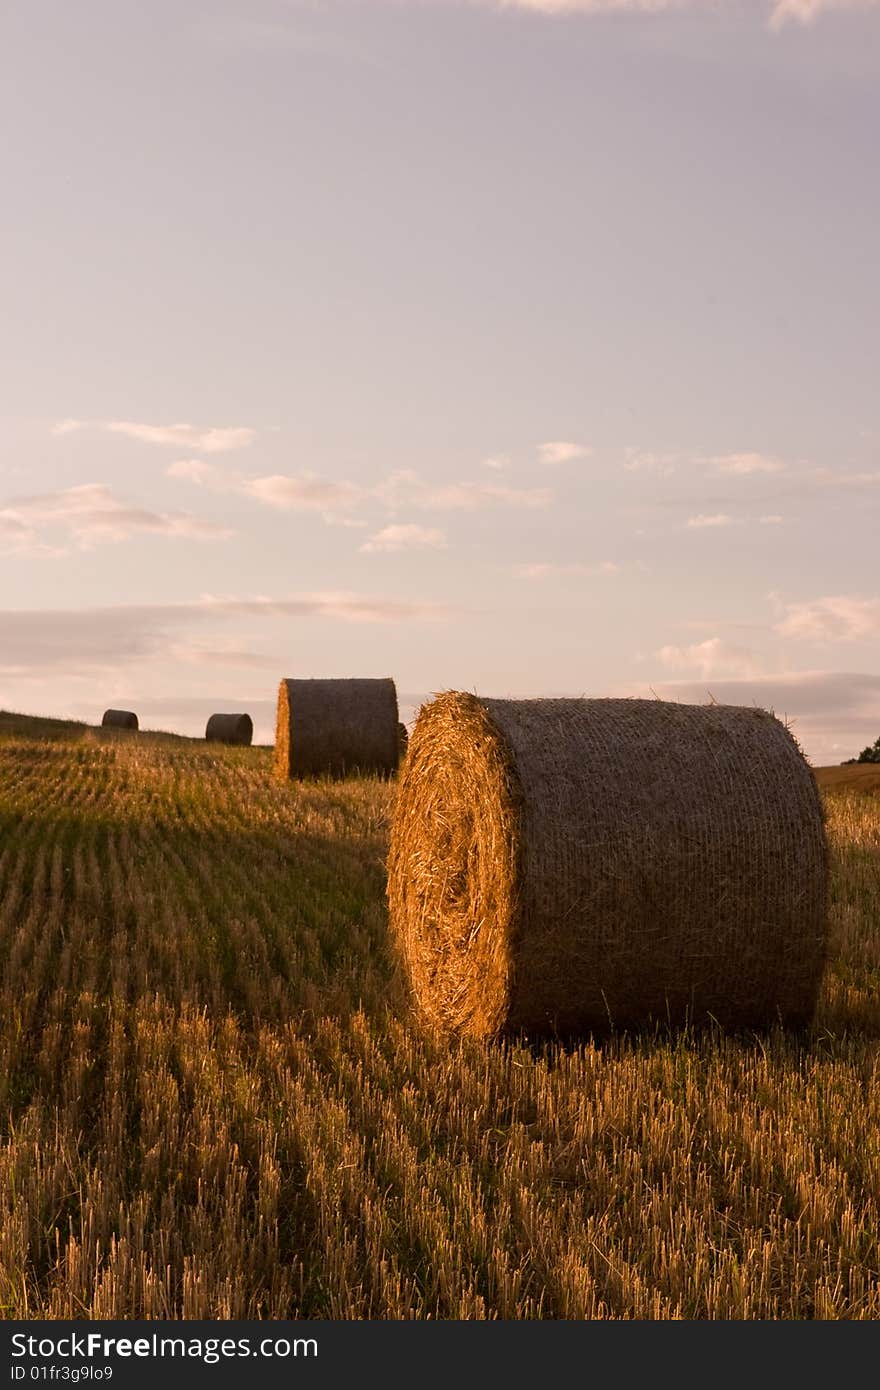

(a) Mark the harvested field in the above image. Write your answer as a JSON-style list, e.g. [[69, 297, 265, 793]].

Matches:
[[814, 764, 880, 796], [1, 713, 880, 1318]]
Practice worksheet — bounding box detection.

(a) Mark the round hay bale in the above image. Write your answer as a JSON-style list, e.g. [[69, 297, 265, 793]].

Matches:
[[101, 709, 138, 731], [205, 712, 253, 746], [275, 677, 399, 779], [398, 722, 409, 760], [387, 693, 828, 1039]]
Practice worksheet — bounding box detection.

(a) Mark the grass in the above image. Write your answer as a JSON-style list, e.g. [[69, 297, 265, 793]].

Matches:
[[1, 713, 879, 1318]]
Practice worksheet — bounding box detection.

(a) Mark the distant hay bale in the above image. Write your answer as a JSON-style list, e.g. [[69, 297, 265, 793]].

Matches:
[[101, 709, 138, 731], [205, 712, 253, 746], [398, 722, 409, 760], [275, 677, 399, 779], [387, 693, 828, 1039]]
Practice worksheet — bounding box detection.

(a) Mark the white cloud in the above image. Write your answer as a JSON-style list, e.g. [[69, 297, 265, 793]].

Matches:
[[0, 485, 232, 554], [709, 452, 787, 475], [481, 455, 510, 471], [686, 513, 737, 528], [516, 560, 621, 578], [360, 524, 448, 553], [776, 595, 880, 642], [759, 514, 785, 525], [768, 0, 880, 29], [52, 419, 257, 453], [242, 473, 365, 515], [654, 637, 763, 678], [538, 440, 592, 466], [166, 459, 227, 485]]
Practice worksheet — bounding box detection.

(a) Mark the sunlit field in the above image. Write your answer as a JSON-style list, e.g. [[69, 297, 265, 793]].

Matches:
[[1, 713, 879, 1319]]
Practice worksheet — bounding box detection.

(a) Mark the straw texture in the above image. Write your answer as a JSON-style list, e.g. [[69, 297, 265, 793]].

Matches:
[[387, 693, 828, 1039], [205, 713, 253, 746], [398, 723, 409, 761], [101, 709, 138, 731], [275, 677, 399, 779]]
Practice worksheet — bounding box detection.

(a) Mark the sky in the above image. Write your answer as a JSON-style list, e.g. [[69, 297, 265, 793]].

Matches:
[[1, 0, 878, 761]]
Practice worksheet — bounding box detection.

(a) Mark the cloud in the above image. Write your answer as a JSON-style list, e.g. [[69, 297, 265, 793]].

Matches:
[[768, 0, 880, 29], [242, 473, 365, 516], [166, 459, 227, 485], [172, 462, 551, 523], [481, 455, 510, 471], [654, 637, 763, 679], [811, 468, 880, 490], [538, 440, 592, 466], [375, 470, 551, 512], [467, 0, 880, 24], [0, 484, 232, 554], [709, 452, 787, 475], [775, 595, 880, 642], [0, 591, 448, 678], [686, 513, 737, 528], [516, 560, 621, 578], [52, 419, 257, 453], [759, 514, 785, 525], [360, 524, 448, 553]]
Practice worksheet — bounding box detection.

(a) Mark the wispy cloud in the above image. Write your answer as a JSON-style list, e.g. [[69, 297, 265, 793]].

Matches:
[[538, 440, 592, 466], [360, 524, 448, 553], [686, 513, 737, 529], [654, 637, 763, 678], [0, 592, 449, 677], [775, 594, 880, 642], [463, 0, 880, 27], [53, 419, 257, 453], [768, 0, 880, 30], [481, 455, 510, 471], [708, 452, 787, 475], [622, 448, 679, 475], [242, 473, 366, 515], [0, 485, 232, 554], [171, 462, 551, 522], [515, 560, 621, 578]]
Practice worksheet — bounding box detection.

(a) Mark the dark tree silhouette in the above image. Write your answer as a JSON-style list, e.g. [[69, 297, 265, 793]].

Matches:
[[843, 735, 880, 765]]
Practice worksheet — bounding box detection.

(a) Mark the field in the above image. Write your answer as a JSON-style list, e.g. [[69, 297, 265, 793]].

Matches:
[[1, 714, 880, 1319]]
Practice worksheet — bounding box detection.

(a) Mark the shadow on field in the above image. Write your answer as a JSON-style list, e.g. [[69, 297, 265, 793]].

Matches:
[[0, 793, 408, 1037]]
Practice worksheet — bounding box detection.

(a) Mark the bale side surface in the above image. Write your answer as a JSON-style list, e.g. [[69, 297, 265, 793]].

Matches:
[[205, 712, 253, 745], [386, 693, 828, 1038], [275, 677, 399, 779], [101, 709, 138, 731]]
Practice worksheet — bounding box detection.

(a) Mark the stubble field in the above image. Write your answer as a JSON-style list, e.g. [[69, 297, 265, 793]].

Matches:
[[1, 712, 879, 1319]]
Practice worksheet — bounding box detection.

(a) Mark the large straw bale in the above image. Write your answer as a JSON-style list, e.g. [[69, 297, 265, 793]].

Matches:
[[275, 677, 399, 779], [387, 693, 828, 1038], [101, 709, 138, 731], [398, 722, 409, 760], [205, 712, 253, 746]]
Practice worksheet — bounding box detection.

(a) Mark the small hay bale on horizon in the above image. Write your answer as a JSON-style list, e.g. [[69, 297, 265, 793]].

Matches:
[[275, 677, 399, 779], [387, 693, 828, 1040], [205, 712, 253, 746], [101, 709, 138, 731]]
